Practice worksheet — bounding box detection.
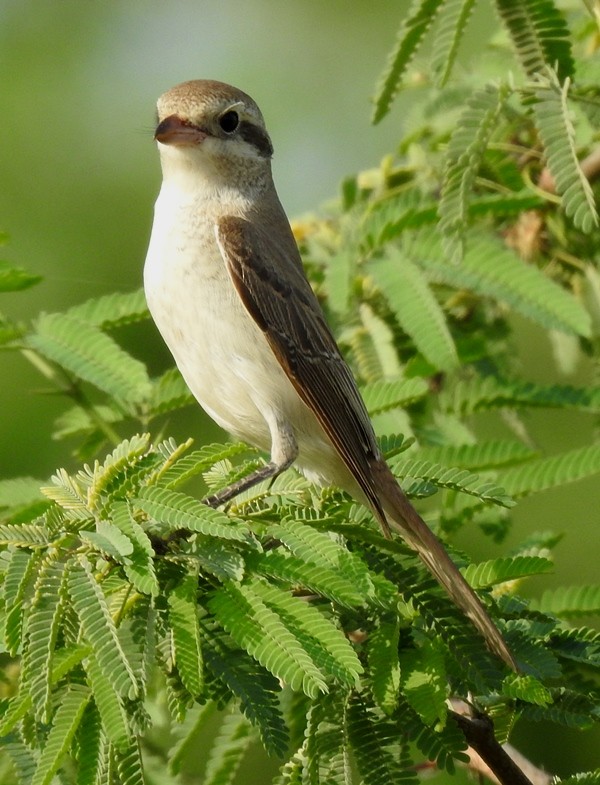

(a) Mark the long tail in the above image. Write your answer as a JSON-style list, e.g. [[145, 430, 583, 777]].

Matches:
[[371, 460, 517, 670]]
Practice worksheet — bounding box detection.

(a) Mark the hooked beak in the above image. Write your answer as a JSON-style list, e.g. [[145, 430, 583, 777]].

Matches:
[[154, 115, 207, 146]]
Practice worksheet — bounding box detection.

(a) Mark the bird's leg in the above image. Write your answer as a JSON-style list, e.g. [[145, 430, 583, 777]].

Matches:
[[203, 415, 298, 508], [203, 460, 290, 507]]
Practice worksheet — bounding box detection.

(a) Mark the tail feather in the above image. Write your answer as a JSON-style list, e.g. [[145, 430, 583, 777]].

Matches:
[[371, 461, 517, 670]]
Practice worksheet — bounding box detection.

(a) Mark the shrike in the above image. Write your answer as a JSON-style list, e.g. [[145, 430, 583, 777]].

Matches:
[[144, 79, 515, 669]]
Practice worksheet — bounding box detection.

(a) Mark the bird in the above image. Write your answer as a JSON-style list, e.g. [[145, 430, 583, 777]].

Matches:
[[143, 79, 516, 669]]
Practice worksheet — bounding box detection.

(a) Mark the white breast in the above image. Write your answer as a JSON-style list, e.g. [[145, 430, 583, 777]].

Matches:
[[144, 184, 306, 452]]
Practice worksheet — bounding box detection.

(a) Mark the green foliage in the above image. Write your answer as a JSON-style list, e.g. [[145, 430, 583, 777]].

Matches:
[[532, 585, 600, 618], [532, 71, 599, 232], [0, 260, 42, 292], [494, 0, 574, 81], [369, 252, 458, 370], [372, 0, 445, 124], [2, 432, 596, 783], [439, 82, 511, 260], [2, 2, 600, 783]]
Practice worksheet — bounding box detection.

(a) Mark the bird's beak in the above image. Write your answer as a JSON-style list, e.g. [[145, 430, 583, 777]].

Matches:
[[154, 115, 207, 146]]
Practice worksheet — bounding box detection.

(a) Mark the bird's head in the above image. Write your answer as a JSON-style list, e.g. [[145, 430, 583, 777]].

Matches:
[[154, 80, 273, 190]]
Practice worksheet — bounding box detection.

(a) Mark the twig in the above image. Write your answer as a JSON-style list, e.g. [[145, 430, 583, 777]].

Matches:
[[450, 700, 552, 785]]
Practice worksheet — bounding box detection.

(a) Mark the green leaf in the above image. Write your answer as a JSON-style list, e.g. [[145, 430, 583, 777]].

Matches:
[[390, 455, 514, 507], [169, 703, 217, 775], [440, 375, 600, 416], [75, 704, 105, 785], [268, 520, 397, 608], [370, 253, 458, 370], [0, 522, 53, 547], [80, 521, 133, 563], [495, 0, 574, 80], [368, 618, 401, 715], [203, 712, 253, 785], [420, 440, 538, 470], [531, 585, 600, 617], [502, 673, 552, 706], [111, 502, 159, 596], [360, 191, 439, 252], [252, 579, 363, 688], [202, 628, 288, 757], [249, 550, 365, 609], [0, 259, 42, 291], [414, 233, 591, 337], [557, 774, 600, 785], [362, 377, 428, 416], [3, 549, 40, 655], [400, 697, 469, 771], [355, 303, 402, 380], [31, 684, 90, 785], [135, 485, 254, 544], [24, 555, 68, 723], [462, 556, 553, 588], [85, 434, 151, 511], [168, 567, 204, 698], [28, 312, 152, 405], [182, 537, 246, 582], [52, 402, 123, 442], [158, 442, 251, 489], [208, 581, 328, 698], [2, 739, 38, 785], [439, 82, 511, 260], [372, 0, 445, 124], [66, 288, 149, 329], [360, 190, 542, 254], [83, 652, 130, 749], [347, 694, 417, 784], [499, 444, 600, 497], [0, 476, 45, 509], [399, 641, 448, 727], [431, 0, 478, 86], [519, 687, 597, 729], [532, 72, 598, 233], [114, 739, 145, 785], [149, 367, 194, 416], [41, 468, 89, 519], [67, 556, 138, 699]]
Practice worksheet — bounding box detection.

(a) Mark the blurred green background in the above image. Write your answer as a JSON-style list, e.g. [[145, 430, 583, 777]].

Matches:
[[1, 0, 598, 778]]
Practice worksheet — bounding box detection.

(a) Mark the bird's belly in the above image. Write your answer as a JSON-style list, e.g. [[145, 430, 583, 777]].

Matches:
[[144, 234, 314, 455]]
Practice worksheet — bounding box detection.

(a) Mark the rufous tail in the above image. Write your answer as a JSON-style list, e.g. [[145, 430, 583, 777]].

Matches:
[[372, 461, 517, 670]]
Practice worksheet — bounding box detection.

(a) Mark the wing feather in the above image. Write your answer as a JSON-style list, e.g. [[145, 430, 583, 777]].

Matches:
[[216, 215, 387, 524]]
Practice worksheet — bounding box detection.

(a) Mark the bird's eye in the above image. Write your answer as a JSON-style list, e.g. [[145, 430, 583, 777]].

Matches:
[[219, 110, 240, 133]]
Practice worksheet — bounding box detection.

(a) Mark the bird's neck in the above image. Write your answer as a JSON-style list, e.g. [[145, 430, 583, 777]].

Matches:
[[158, 147, 271, 206]]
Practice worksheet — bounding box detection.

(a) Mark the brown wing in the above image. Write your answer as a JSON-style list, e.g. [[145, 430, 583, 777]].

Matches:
[[216, 214, 388, 527]]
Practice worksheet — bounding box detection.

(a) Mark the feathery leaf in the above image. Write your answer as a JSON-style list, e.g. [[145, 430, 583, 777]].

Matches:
[[370, 253, 458, 370], [532, 585, 600, 617], [135, 485, 254, 544], [532, 72, 598, 232], [31, 684, 90, 785], [67, 557, 138, 699], [462, 556, 553, 588], [362, 377, 428, 416], [499, 444, 600, 497], [168, 567, 204, 698], [372, 0, 445, 124], [66, 288, 149, 329], [28, 313, 152, 405], [494, 0, 574, 80], [439, 82, 511, 261], [431, 0, 478, 86], [208, 581, 328, 698]]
